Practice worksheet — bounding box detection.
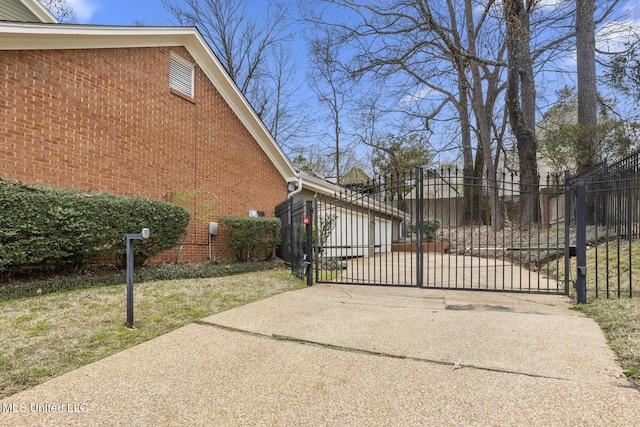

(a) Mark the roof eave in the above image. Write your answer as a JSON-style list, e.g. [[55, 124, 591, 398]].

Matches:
[[298, 174, 407, 219], [22, 0, 59, 23]]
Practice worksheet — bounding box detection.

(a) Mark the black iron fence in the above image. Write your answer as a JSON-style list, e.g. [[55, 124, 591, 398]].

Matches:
[[277, 154, 640, 300], [313, 167, 568, 294], [570, 151, 640, 299]]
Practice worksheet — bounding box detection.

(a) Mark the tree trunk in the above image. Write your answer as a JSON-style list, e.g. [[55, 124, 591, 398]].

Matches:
[[504, 0, 539, 226], [465, 0, 504, 232], [576, 0, 598, 172], [456, 64, 486, 225]]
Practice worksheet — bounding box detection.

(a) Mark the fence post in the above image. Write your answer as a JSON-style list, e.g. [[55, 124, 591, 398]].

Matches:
[[601, 158, 608, 226], [313, 196, 319, 284], [564, 171, 571, 295], [575, 181, 587, 304], [305, 200, 313, 287], [628, 177, 634, 298], [287, 199, 293, 273], [126, 228, 150, 329], [415, 167, 424, 287]]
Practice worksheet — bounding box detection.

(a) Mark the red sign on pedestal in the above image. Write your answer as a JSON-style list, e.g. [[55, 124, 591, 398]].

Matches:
[[303, 216, 311, 225]]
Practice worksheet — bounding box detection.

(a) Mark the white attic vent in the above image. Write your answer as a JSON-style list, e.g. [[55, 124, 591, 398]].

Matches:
[[169, 53, 194, 98]]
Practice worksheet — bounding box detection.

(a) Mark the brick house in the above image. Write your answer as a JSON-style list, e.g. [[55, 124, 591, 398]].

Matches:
[[0, 17, 301, 262], [0, 0, 408, 268]]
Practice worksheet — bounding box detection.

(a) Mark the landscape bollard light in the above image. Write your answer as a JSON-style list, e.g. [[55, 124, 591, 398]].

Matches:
[[126, 228, 150, 328]]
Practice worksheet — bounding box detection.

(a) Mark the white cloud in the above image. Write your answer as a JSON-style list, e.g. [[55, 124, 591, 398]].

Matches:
[[558, 18, 640, 68], [596, 18, 640, 54], [399, 87, 435, 106], [67, 0, 99, 23], [533, 0, 565, 11]]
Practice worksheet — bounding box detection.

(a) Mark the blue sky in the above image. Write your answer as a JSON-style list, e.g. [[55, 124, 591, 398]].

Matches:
[[61, 0, 640, 172], [70, 0, 171, 25]]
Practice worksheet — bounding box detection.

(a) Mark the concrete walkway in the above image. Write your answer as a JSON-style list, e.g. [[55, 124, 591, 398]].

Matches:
[[2, 285, 639, 426]]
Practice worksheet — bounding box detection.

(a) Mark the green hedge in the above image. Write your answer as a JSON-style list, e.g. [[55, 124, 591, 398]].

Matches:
[[219, 216, 281, 262], [0, 180, 190, 276]]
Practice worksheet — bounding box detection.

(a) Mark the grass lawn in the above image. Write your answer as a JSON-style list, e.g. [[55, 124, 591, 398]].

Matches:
[[1, 260, 638, 399], [0, 269, 305, 399], [314, 267, 343, 282], [578, 298, 640, 389], [545, 239, 640, 299]]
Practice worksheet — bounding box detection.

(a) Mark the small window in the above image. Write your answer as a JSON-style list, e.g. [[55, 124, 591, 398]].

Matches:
[[169, 53, 194, 98]]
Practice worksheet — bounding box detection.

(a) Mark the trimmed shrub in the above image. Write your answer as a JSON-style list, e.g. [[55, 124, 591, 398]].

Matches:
[[424, 219, 441, 241], [0, 179, 190, 276], [219, 216, 281, 262], [404, 219, 441, 242]]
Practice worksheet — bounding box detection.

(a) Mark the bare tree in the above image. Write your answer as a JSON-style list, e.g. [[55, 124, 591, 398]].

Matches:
[[40, 0, 76, 23], [464, 0, 505, 230], [261, 45, 309, 152], [307, 29, 352, 183], [301, 0, 624, 226], [301, 0, 507, 225], [163, 0, 302, 151], [504, 0, 539, 226], [290, 144, 362, 178]]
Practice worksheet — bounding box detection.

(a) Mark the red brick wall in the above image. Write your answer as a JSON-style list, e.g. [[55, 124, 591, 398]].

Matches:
[[0, 47, 287, 262]]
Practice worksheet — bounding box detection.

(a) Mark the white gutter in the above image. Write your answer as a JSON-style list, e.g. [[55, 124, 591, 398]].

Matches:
[[287, 176, 303, 199]]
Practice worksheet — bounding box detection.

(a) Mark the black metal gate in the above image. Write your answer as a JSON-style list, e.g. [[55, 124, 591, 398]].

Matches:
[[278, 156, 640, 301], [275, 198, 312, 285], [313, 167, 569, 294]]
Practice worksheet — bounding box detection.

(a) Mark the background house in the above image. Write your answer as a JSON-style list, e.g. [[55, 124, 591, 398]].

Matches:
[[277, 170, 407, 268], [404, 170, 463, 229], [326, 167, 373, 194], [497, 154, 567, 227], [0, 17, 299, 262]]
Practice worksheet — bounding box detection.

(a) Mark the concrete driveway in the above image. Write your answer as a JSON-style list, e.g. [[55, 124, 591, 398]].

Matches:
[[338, 252, 563, 292], [1, 284, 639, 426]]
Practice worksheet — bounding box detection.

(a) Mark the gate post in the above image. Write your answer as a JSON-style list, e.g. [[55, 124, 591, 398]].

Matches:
[[564, 171, 571, 295], [416, 167, 424, 287], [305, 200, 313, 287], [575, 181, 587, 304], [287, 198, 293, 271]]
